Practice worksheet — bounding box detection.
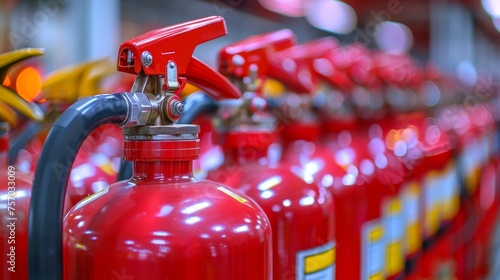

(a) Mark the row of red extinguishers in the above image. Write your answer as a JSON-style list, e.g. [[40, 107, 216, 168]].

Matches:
[[187, 30, 500, 279], [1, 17, 499, 279]]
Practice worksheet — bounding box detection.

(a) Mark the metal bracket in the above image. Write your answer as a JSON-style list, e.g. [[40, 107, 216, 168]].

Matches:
[[166, 60, 179, 91]]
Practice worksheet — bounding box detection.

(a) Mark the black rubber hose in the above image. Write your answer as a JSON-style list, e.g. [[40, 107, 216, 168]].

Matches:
[[8, 121, 41, 164], [8, 102, 50, 164], [28, 93, 129, 280], [177, 91, 218, 124]]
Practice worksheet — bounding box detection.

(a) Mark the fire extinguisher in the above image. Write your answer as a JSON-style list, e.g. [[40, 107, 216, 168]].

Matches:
[[371, 54, 422, 279], [322, 44, 408, 280], [302, 43, 391, 280], [281, 39, 406, 280], [457, 83, 498, 279], [371, 54, 424, 279], [270, 38, 375, 280], [0, 48, 45, 280], [29, 16, 272, 280], [472, 82, 500, 278], [203, 30, 335, 280], [316, 44, 377, 280], [379, 56, 463, 279]]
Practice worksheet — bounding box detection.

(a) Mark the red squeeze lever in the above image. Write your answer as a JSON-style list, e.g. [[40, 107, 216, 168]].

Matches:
[[218, 29, 312, 93], [274, 37, 340, 91], [343, 43, 380, 88], [117, 16, 240, 100]]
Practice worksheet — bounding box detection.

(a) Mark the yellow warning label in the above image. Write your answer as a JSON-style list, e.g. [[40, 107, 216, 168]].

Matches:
[[466, 169, 480, 194], [442, 196, 459, 220], [369, 225, 384, 242], [407, 182, 419, 196], [406, 222, 421, 254], [304, 248, 335, 274], [386, 242, 403, 275], [401, 182, 420, 255], [369, 272, 384, 280], [388, 199, 402, 214], [425, 204, 440, 237]]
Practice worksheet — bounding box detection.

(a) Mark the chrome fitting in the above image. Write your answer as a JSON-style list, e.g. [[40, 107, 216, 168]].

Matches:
[[121, 92, 154, 127]]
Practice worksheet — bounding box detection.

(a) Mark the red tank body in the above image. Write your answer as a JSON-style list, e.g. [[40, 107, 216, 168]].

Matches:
[[61, 16, 273, 280]]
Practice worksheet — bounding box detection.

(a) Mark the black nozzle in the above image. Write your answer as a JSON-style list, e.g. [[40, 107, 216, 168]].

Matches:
[[177, 91, 218, 124]]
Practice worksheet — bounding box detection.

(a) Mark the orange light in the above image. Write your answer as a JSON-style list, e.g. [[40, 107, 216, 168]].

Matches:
[[16, 67, 42, 102], [385, 129, 400, 151], [2, 75, 11, 87]]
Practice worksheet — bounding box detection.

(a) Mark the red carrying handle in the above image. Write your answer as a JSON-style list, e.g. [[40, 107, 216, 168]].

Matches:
[[117, 16, 240, 99], [218, 29, 312, 93]]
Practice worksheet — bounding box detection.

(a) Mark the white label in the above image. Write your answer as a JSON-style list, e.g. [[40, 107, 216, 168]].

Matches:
[[361, 220, 386, 280], [383, 199, 404, 242], [441, 163, 460, 220], [383, 198, 404, 276], [459, 144, 476, 177], [400, 182, 421, 255], [423, 172, 441, 237], [296, 242, 335, 280], [401, 184, 419, 225]]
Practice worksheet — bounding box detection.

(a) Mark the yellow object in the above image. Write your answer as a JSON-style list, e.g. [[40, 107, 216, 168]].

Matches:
[[216, 186, 248, 203], [423, 170, 441, 238], [387, 199, 402, 214], [41, 58, 113, 103], [369, 225, 384, 242], [384, 198, 404, 276], [0, 48, 44, 71], [426, 204, 440, 237], [261, 78, 286, 97], [465, 169, 480, 194], [98, 161, 116, 176], [0, 101, 19, 125], [386, 242, 403, 276], [406, 222, 421, 254], [401, 182, 421, 255], [180, 83, 200, 99], [79, 59, 115, 98], [442, 163, 460, 221], [369, 272, 384, 280], [0, 81, 44, 122], [304, 247, 335, 274], [0, 48, 45, 125]]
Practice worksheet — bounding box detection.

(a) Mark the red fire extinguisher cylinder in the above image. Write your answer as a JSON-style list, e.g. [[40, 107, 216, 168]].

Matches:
[[29, 16, 273, 280]]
